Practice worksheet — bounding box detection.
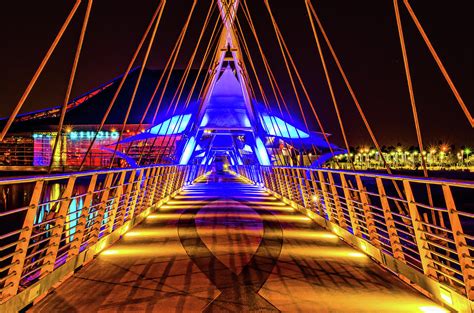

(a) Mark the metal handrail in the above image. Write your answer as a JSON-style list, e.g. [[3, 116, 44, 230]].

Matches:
[[238, 165, 474, 302], [0, 164, 204, 302]]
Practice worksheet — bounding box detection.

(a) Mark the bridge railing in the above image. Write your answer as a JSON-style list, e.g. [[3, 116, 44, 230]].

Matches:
[[238, 165, 474, 305], [0, 164, 204, 302]]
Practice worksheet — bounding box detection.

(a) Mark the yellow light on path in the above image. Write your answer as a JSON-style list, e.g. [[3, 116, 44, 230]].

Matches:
[[419, 306, 449, 313], [438, 287, 453, 306]]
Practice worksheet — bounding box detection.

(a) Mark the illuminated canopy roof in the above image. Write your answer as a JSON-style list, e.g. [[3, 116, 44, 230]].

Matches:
[[260, 114, 309, 139], [147, 114, 192, 136]]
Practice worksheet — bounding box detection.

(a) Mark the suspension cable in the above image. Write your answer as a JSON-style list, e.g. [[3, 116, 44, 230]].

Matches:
[[304, 0, 354, 170], [241, 0, 314, 166], [109, 0, 167, 168], [150, 1, 216, 164], [264, 0, 338, 165], [137, 0, 198, 164], [0, 0, 82, 141], [307, 0, 408, 214], [234, 20, 283, 166], [78, 0, 164, 170], [126, 12, 191, 163], [306, 0, 391, 171], [402, 0, 473, 127], [393, 0, 435, 210], [235, 13, 303, 166], [48, 0, 93, 173]]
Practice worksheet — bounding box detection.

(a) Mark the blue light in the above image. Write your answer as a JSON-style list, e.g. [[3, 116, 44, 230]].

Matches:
[[149, 114, 192, 136], [179, 136, 196, 165], [70, 132, 78, 140], [255, 137, 271, 166], [243, 145, 253, 153], [200, 114, 209, 127], [262, 115, 309, 139]]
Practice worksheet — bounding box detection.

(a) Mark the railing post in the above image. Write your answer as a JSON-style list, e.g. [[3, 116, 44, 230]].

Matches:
[[340, 173, 361, 236], [150, 167, 162, 206], [106, 170, 127, 234], [291, 168, 303, 206], [164, 167, 172, 196], [442, 184, 474, 299], [145, 167, 158, 209], [268, 167, 276, 192], [307, 170, 323, 215], [68, 174, 97, 259], [89, 173, 114, 245], [41, 176, 77, 275], [136, 168, 152, 215], [355, 175, 379, 246], [117, 170, 136, 227], [317, 171, 334, 221], [327, 172, 347, 229], [283, 168, 293, 201], [157, 167, 167, 200], [129, 169, 145, 222], [376, 177, 405, 261], [299, 169, 311, 209], [402, 180, 437, 278], [274, 168, 283, 196], [3, 180, 44, 300]]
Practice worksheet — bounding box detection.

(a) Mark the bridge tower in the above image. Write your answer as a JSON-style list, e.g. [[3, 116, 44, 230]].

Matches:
[[178, 0, 271, 166]]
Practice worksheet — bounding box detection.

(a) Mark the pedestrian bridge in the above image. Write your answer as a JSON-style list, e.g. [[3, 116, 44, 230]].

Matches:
[[24, 173, 442, 312], [0, 165, 473, 312], [1, 0, 473, 311]]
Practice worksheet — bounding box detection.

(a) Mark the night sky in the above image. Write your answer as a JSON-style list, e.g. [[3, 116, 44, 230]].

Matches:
[[1, 0, 473, 148]]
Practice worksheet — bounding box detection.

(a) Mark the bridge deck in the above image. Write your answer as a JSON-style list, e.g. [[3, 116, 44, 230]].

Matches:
[[31, 174, 442, 312]]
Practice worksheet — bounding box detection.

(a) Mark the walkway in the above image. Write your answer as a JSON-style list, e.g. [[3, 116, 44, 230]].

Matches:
[[31, 173, 443, 312]]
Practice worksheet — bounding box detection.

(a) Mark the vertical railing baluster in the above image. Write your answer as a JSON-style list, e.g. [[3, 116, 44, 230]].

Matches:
[[442, 184, 474, 299], [118, 170, 137, 226], [4, 180, 44, 299], [69, 174, 97, 258], [106, 171, 127, 234], [340, 173, 361, 236], [317, 171, 333, 221], [287, 168, 292, 200], [269, 167, 276, 192], [137, 168, 152, 215], [402, 180, 437, 278], [291, 168, 302, 205], [274, 168, 283, 196], [150, 167, 162, 206], [309, 170, 323, 215], [145, 167, 158, 209], [296, 169, 308, 208], [355, 175, 379, 246], [376, 177, 405, 261], [42, 176, 77, 275], [89, 173, 114, 246], [328, 172, 347, 229]]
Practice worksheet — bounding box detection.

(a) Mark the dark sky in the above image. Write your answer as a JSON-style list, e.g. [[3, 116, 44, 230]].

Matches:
[[1, 0, 473, 148]]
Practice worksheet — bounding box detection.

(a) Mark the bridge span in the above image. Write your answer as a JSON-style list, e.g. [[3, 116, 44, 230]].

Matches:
[[28, 173, 440, 312], [1, 0, 473, 312]]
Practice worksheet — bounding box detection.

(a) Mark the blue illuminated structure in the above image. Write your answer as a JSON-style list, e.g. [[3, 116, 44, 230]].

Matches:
[[122, 64, 342, 167], [148, 114, 192, 136], [260, 115, 309, 139]]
